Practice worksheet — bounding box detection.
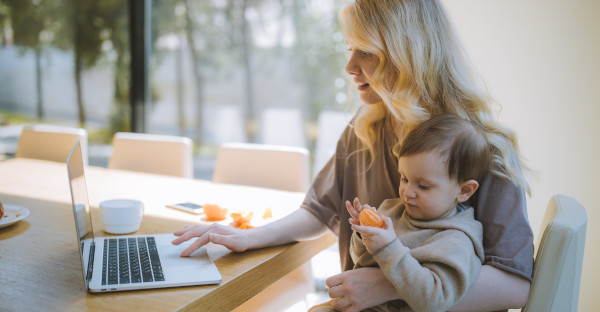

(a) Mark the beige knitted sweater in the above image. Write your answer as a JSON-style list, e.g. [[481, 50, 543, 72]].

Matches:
[[350, 198, 484, 312]]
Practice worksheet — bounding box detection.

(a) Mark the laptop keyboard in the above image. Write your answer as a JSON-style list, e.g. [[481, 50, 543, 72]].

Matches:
[[102, 237, 165, 285]]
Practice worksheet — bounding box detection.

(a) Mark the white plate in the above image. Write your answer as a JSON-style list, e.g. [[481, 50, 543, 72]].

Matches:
[[0, 204, 30, 228]]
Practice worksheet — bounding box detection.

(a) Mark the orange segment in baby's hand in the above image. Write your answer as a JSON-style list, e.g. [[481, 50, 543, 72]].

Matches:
[[359, 208, 384, 228]]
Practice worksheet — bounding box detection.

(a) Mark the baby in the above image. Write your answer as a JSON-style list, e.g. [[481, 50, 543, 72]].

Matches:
[[311, 114, 489, 312]]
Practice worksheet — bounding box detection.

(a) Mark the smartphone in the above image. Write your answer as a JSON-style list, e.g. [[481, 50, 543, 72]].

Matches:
[[166, 202, 204, 214]]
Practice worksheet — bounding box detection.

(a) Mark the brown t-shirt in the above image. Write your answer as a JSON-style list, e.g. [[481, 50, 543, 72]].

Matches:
[[301, 116, 534, 281]]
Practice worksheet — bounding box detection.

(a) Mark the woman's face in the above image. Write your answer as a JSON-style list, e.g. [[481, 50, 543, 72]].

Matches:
[[345, 46, 383, 105]]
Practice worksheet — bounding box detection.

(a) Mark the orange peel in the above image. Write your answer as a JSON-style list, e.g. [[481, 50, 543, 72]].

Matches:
[[203, 203, 228, 221]]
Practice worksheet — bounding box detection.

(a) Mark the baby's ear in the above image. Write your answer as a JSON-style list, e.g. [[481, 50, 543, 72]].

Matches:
[[457, 180, 479, 203]]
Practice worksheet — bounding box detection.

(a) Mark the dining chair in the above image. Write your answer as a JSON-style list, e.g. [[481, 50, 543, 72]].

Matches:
[[107, 132, 194, 178], [212, 105, 245, 144], [259, 107, 307, 148], [312, 110, 349, 178], [213, 142, 310, 193], [522, 194, 587, 312], [213, 142, 315, 312], [16, 124, 88, 166]]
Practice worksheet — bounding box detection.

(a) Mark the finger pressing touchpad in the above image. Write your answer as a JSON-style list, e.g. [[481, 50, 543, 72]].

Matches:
[[159, 244, 212, 267]]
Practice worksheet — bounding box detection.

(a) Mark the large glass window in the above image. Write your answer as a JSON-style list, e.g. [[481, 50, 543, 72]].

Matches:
[[149, 0, 355, 178], [0, 0, 130, 165], [0, 0, 356, 178]]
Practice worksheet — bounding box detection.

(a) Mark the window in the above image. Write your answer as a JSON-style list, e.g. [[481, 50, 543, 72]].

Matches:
[[0, 0, 356, 178]]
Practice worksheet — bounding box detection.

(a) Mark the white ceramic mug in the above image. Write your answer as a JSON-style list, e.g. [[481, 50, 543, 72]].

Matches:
[[99, 199, 144, 234]]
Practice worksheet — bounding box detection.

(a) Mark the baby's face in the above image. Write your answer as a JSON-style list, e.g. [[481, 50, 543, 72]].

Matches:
[[397, 151, 462, 220]]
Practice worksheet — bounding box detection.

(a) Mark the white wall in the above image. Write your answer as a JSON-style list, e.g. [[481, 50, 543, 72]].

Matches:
[[442, 1, 600, 310]]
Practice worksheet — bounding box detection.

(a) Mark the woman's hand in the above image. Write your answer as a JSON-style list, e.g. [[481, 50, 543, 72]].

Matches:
[[172, 223, 251, 256], [172, 208, 327, 257], [326, 267, 401, 312]]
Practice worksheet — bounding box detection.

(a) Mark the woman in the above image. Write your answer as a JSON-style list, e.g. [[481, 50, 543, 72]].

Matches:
[[173, 1, 534, 311]]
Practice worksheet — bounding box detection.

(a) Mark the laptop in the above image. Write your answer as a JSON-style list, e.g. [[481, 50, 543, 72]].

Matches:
[[66, 140, 222, 292]]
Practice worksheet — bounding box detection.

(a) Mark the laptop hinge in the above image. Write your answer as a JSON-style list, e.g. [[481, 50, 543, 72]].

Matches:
[[87, 241, 95, 281]]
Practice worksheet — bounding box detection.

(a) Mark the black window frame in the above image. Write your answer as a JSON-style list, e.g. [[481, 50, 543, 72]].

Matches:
[[129, 0, 152, 133]]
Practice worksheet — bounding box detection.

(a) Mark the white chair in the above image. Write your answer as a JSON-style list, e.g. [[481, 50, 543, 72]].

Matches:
[[259, 107, 307, 148], [213, 142, 315, 311], [15, 124, 88, 166], [107, 132, 193, 178], [212, 105, 245, 144], [522, 194, 587, 312], [213, 142, 310, 193], [312, 110, 349, 178]]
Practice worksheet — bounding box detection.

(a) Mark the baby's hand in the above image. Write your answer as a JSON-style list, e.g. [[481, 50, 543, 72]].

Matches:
[[352, 216, 396, 254], [346, 197, 376, 226]]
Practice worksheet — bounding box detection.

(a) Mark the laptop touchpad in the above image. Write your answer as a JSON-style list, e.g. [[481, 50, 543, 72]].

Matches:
[[159, 244, 212, 267]]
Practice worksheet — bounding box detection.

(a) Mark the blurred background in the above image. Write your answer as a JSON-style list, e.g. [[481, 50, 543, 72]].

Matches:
[[1, 0, 598, 310], [0, 0, 357, 180]]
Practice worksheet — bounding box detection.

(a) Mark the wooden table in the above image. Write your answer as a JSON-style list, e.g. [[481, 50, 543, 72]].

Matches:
[[0, 158, 336, 311]]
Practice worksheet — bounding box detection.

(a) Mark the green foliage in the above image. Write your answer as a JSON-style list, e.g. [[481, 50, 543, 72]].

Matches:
[[0, 110, 36, 125], [2, 0, 352, 147]]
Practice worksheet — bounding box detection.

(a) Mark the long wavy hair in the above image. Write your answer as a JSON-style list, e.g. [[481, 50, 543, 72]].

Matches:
[[341, 0, 530, 194]]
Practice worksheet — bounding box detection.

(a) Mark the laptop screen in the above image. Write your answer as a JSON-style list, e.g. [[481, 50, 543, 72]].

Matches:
[[66, 140, 96, 287]]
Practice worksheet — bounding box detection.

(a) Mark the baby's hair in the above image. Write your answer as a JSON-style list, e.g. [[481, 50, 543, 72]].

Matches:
[[394, 114, 490, 183]]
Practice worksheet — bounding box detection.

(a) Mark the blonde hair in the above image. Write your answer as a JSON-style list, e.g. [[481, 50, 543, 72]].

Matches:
[[341, 0, 530, 194]]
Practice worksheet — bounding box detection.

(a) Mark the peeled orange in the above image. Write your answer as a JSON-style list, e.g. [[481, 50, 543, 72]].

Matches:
[[204, 203, 228, 221], [359, 208, 384, 228]]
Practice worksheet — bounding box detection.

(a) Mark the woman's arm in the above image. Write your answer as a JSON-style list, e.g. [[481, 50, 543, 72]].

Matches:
[[449, 265, 530, 311], [325, 264, 530, 312], [249, 207, 329, 245], [172, 208, 328, 255]]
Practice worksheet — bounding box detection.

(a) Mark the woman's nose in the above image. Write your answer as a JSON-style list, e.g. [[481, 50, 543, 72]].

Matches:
[[345, 53, 360, 75]]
